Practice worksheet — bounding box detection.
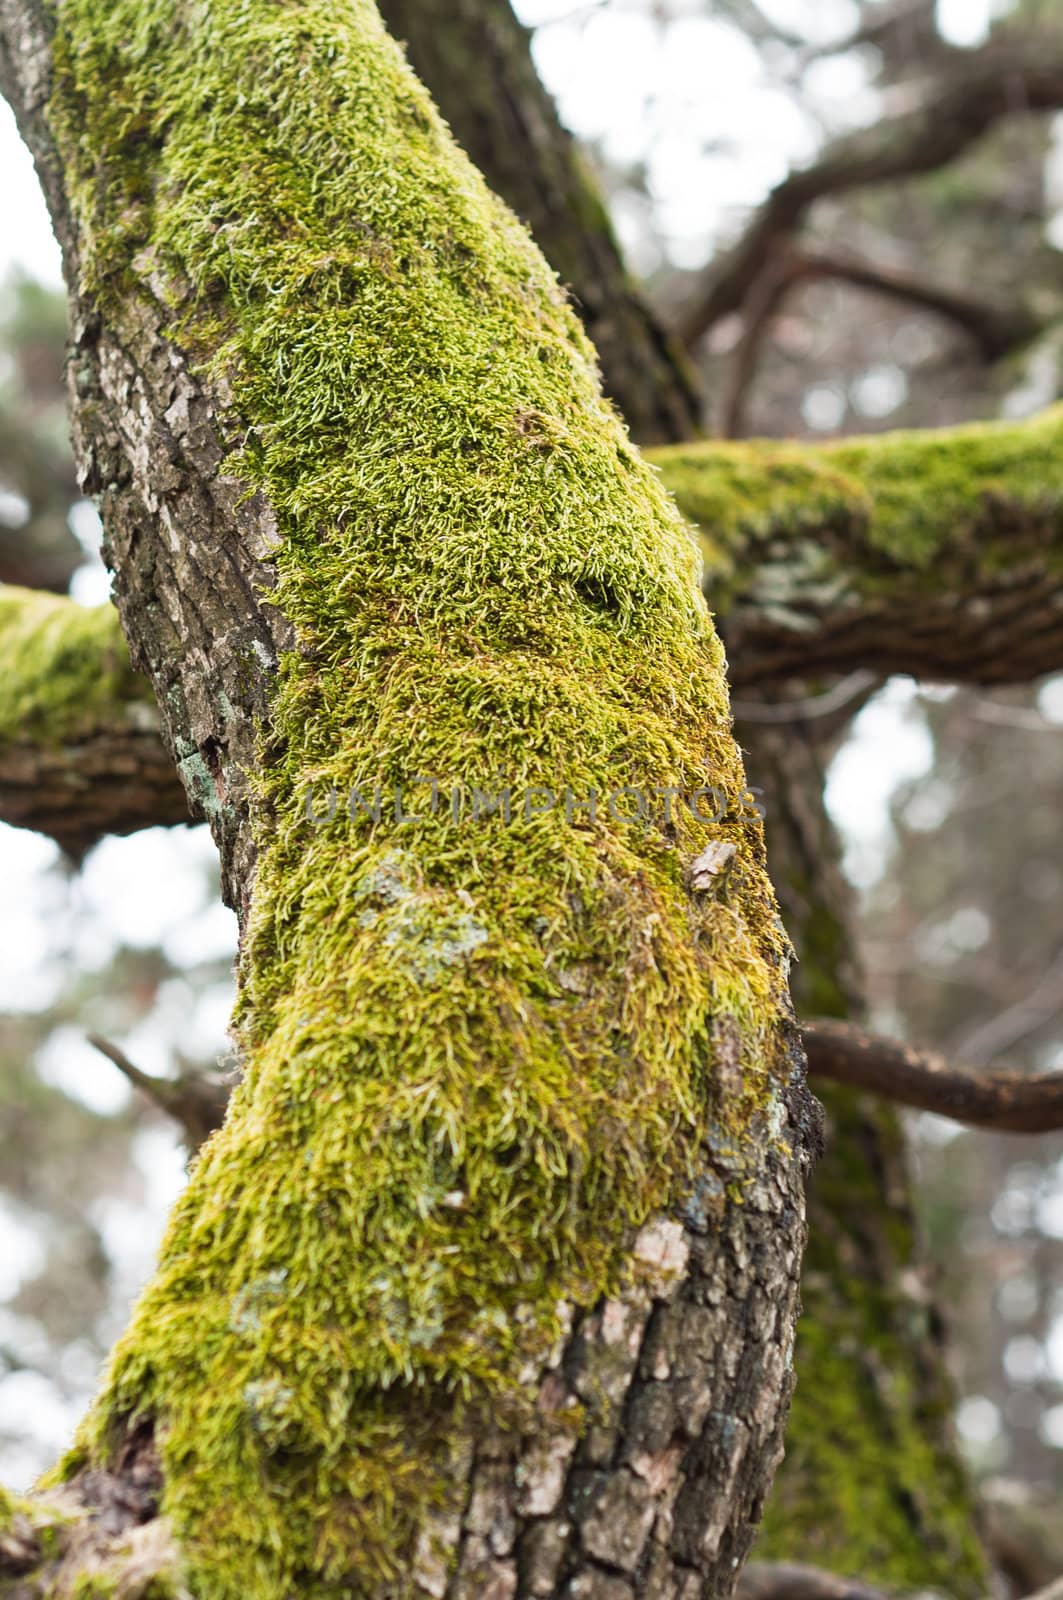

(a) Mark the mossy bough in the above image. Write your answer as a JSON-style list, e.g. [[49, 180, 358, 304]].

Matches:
[[0, 584, 148, 747], [650, 406, 1063, 685], [29, 1, 800, 1594]]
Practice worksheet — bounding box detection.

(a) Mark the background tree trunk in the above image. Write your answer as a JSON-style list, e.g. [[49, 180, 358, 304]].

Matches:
[[743, 721, 991, 1595], [377, 0, 703, 446]]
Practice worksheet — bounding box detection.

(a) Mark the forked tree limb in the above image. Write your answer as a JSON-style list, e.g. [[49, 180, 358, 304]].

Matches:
[[679, 42, 1063, 348], [802, 1018, 1063, 1132]]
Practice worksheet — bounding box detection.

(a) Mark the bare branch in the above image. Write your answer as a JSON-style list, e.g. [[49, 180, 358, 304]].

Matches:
[[738, 1562, 891, 1600], [718, 243, 1037, 437], [949, 944, 1063, 1068], [793, 250, 1039, 361], [679, 42, 1063, 348], [0, 721, 194, 857], [732, 670, 880, 725], [720, 253, 809, 439], [802, 1018, 1063, 1132], [738, 1563, 1063, 1600], [87, 1035, 230, 1152]]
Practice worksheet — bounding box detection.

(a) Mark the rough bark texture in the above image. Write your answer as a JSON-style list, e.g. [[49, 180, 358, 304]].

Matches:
[[376, 0, 703, 447], [0, 2, 814, 1596], [740, 722, 989, 1595]]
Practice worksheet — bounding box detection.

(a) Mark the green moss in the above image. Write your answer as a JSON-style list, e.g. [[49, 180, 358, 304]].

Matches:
[[648, 402, 1063, 598], [46, 3, 794, 1595], [0, 585, 151, 746]]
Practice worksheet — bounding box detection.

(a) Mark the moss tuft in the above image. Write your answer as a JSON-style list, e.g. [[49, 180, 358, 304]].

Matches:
[[46, 2, 794, 1595], [649, 403, 1063, 603], [0, 584, 150, 746]]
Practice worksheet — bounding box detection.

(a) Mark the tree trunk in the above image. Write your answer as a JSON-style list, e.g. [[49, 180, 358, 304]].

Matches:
[[742, 722, 990, 1596], [0, 2, 815, 1596], [366, 3, 994, 1583], [377, 0, 703, 447]]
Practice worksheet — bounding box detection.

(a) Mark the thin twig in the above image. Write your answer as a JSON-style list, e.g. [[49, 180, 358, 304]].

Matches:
[[802, 1017, 1063, 1132], [732, 671, 879, 725], [87, 1034, 229, 1151]]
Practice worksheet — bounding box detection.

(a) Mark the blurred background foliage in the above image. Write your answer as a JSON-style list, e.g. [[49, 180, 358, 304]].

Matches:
[[2, 0, 1063, 1569]]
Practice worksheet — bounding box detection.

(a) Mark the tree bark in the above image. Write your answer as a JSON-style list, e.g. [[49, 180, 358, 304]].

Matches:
[[741, 722, 990, 1596], [376, 0, 704, 447], [0, 2, 814, 1596]]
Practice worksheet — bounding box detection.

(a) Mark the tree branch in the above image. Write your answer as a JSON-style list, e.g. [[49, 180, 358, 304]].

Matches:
[[87, 1034, 230, 1152], [790, 250, 1040, 361], [0, 586, 192, 854], [651, 403, 1063, 687], [721, 247, 1040, 435], [92, 1005, 1063, 1156], [11, 403, 1063, 853], [679, 41, 1063, 348], [738, 1562, 894, 1600], [802, 1018, 1063, 1132], [739, 1563, 1063, 1600]]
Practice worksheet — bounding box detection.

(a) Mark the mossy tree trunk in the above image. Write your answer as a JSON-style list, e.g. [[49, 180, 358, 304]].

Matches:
[[366, 4, 996, 1582], [376, 0, 703, 447], [0, 1, 816, 1596]]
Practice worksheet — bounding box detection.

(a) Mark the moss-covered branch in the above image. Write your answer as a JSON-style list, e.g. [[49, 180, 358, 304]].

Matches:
[[0, 585, 190, 854], [651, 404, 1063, 686]]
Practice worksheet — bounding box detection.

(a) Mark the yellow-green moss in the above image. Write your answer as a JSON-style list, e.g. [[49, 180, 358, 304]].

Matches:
[[0, 585, 150, 745], [649, 402, 1063, 593], [45, 3, 794, 1595]]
